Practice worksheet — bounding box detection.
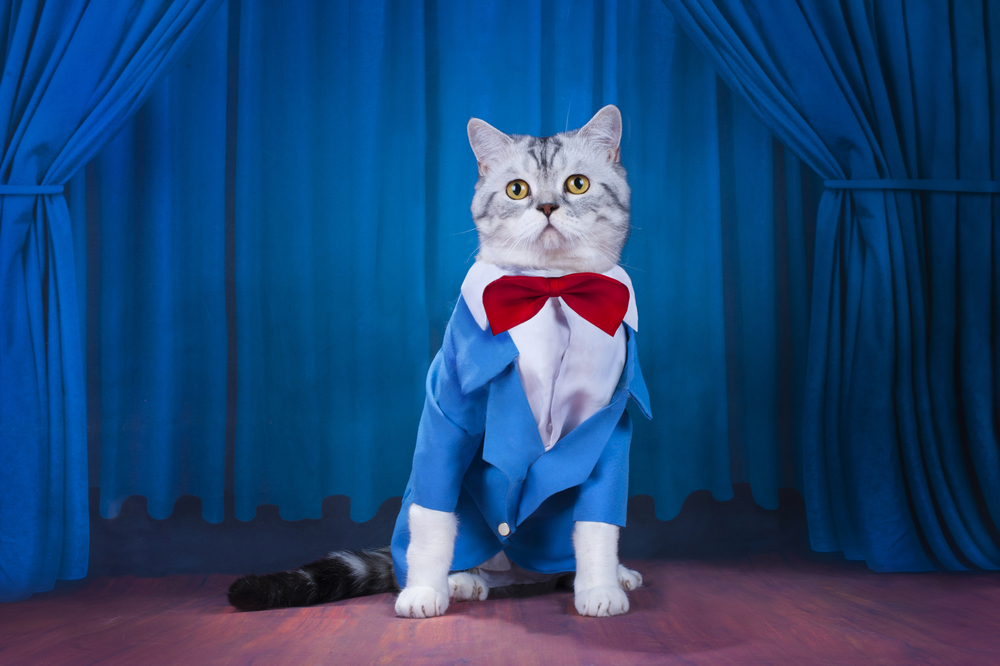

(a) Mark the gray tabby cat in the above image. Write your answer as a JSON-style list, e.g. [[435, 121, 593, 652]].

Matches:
[[467, 105, 630, 273], [229, 105, 642, 618]]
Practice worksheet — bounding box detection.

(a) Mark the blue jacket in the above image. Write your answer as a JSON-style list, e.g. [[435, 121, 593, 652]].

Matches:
[[390, 295, 651, 587]]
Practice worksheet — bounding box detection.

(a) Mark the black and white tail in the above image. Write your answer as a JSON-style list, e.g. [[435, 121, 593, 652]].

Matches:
[[227, 546, 398, 611]]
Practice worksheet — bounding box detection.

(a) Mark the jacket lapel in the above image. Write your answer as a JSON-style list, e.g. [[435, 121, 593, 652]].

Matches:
[[624, 325, 652, 419], [451, 296, 542, 488], [482, 365, 545, 486], [451, 296, 519, 395]]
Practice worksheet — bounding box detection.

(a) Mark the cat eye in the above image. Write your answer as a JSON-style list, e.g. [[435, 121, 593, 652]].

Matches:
[[565, 175, 590, 194], [506, 179, 530, 200]]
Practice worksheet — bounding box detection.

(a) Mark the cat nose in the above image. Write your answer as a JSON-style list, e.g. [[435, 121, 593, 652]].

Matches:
[[537, 203, 559, 218]]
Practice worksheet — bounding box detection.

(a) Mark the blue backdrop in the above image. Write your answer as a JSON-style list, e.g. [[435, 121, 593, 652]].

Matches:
[[667, 0, 1000, 571], [81, 0, 819, 529], [4, 0, 835, 601], [0, 0, 224, 602]]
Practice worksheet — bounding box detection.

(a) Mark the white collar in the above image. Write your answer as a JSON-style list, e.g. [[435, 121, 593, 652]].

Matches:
[[460, 261, 639, 332]]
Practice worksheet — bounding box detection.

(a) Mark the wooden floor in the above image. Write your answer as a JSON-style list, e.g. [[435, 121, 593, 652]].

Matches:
[[2, 555, 998, 665]]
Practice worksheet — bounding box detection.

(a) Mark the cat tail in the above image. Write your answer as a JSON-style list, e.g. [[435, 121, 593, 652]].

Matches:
[[227, 545, 399, 611]]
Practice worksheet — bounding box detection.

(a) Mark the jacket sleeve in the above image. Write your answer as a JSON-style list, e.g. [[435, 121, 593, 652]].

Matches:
[[406, 302, 489, 513]]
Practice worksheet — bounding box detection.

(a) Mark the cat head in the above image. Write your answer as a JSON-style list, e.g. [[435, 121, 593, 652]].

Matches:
[[467, 105, 630, 273]]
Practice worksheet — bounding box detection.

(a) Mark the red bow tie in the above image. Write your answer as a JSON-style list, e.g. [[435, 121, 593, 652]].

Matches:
[[482, 273, 630, 337]]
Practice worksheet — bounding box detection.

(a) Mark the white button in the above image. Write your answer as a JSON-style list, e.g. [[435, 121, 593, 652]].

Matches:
[[547, 422, 553, 433], [498, 522, 510, 537]]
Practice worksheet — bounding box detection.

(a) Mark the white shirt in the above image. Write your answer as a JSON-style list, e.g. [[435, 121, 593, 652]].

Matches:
[[461, 261, 638, 452]]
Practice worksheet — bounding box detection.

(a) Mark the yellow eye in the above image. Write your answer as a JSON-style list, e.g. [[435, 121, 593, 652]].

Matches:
[[566, 174, 590, 194], [506, 179, 530, 200]]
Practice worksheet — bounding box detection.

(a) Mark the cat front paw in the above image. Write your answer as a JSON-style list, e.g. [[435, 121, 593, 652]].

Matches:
[[617, 564, 643, 591], [395, 585, 449, 618], [575, 585, 629, 617], [448, 571, 489, 602]]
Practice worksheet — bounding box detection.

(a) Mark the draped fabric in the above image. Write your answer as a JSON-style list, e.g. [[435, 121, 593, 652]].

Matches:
[[78, 0, 819, 530], [86, 6, 230, 526], [665, 0, 1000, 571], [0, 0, 224, 602]]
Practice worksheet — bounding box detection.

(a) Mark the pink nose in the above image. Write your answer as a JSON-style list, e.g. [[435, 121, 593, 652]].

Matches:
[[537, 203, 559, 217]]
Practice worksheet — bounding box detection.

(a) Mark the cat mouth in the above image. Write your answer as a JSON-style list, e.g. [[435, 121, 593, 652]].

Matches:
[[540, 222, 563, 238], [537, 225, 573, 254]]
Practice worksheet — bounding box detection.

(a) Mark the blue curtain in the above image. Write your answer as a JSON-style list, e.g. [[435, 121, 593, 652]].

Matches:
[[82, 7, 230, 525], [79, 0, 820, 533], [665, 0, 1000, 571], [0, 0, 225, 601]]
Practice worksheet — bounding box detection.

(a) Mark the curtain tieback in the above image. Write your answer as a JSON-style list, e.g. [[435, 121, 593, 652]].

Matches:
[[824, 179, 999, 193], [0, 184, 64, 195]]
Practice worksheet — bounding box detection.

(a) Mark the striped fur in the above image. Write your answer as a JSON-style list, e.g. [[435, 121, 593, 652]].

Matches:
[[226, 546, 569, 611], [467, 105, 630, 274], [227, 546, 397, 611]]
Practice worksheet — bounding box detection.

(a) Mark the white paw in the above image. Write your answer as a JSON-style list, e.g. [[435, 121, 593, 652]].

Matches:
[[448, 572, 489, 602], [575, 585, 630, 617], [395, 585, 449, 618], [617, 564, 643, 591]]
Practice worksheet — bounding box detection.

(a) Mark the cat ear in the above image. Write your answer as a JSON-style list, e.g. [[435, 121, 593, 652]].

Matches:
[[468, 118, 513, 177], [579, 105, 623, 162]]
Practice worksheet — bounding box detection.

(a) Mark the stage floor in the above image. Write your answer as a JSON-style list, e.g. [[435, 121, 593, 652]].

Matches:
[[2, 554, 998, 665]]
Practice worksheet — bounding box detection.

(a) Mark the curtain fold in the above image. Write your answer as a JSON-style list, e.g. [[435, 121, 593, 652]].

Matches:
[[90, 6, 229, 525], [80, 0, 819, 530], [0, 0, 224, 602], [664, 0, 999, 571], [233, 0, 431, 522]]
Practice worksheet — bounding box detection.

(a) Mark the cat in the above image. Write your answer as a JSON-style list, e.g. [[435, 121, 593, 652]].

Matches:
[[228, 104, 649, 618]]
